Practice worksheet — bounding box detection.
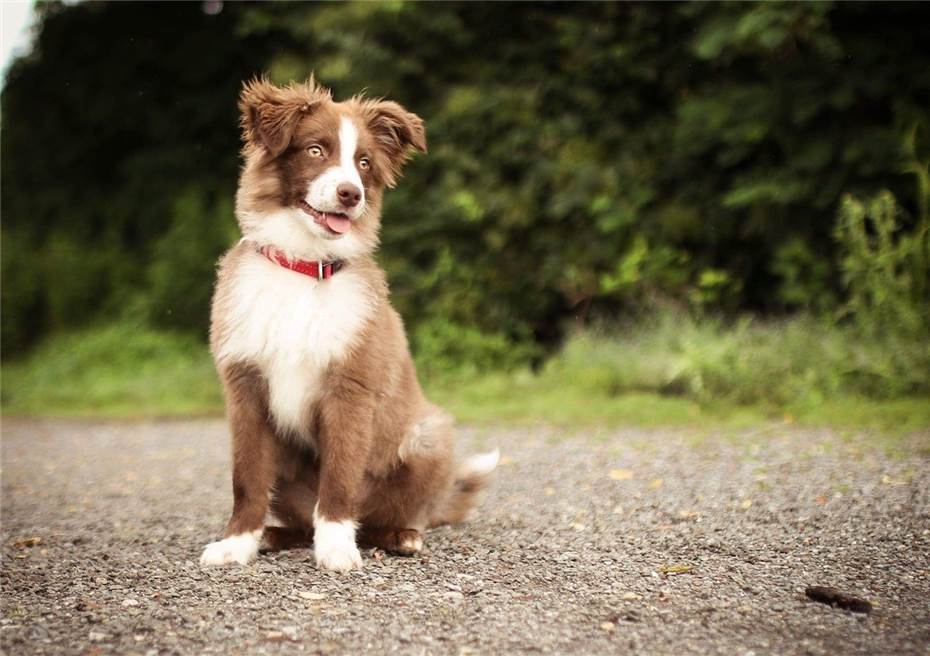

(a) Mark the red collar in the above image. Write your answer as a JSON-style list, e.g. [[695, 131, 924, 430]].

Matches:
[[257, 245, 343, 280]]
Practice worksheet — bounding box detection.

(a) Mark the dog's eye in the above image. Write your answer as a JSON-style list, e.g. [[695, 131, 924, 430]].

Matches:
[[307, 145, 325, 158], [358, 157, 370, 171]]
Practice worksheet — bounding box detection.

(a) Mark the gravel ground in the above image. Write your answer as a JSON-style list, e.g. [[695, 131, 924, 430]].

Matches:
[[2, 418, 929, 655]]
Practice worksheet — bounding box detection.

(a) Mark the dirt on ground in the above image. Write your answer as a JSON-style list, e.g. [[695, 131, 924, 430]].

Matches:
[[2, 418, 929, 655]]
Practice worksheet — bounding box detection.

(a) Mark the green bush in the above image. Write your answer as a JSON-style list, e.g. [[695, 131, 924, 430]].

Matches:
[[835, 191, 929, 338], [834, 128, 930, 339], [412, 317, 539, 381]]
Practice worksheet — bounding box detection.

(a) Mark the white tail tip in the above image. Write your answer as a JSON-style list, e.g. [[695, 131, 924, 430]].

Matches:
[[460, 449, 500, 477]]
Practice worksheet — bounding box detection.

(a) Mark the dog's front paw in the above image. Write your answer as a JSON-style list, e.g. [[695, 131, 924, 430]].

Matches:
[[315, 542, 363, 572], [313, 514, 363, 572], [199, 530, 261, 566]]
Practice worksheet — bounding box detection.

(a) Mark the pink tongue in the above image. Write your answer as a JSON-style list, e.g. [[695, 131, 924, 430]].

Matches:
[[324, 213, 351, 234]]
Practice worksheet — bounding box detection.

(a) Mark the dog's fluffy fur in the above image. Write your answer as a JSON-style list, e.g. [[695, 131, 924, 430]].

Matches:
[[199, 77, 497, 571]]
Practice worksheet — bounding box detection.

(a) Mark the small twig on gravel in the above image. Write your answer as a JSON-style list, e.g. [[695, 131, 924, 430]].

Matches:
[[805, 586, 873, 614]]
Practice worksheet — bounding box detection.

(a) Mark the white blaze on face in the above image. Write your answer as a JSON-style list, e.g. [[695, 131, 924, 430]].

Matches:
[[338, 116, 364, 193], [305, 116, 365, 220]]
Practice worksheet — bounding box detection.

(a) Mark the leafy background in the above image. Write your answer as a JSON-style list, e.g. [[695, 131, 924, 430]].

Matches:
[[2, 1, 928, 427]]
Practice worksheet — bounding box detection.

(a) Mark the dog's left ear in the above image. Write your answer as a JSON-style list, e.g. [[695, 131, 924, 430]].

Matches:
[[364, 100, 427, 187]]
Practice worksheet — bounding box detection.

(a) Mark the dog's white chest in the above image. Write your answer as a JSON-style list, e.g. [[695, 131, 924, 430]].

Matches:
[[217, 255, 373, 436]]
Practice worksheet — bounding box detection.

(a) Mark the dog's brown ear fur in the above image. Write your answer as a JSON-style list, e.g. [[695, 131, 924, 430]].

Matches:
[[361, 99, 427, 187], [239, 76, 331, 157]]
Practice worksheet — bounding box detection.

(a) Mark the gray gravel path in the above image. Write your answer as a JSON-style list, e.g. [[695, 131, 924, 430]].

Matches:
[[2, 419, 929, 655]]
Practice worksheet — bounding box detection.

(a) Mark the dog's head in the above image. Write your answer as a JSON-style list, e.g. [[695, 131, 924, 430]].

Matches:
[[235, 77, 426, 260]]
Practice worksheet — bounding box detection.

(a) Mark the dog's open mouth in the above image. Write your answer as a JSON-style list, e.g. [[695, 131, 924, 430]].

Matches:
[[299, 200, 351, 235]]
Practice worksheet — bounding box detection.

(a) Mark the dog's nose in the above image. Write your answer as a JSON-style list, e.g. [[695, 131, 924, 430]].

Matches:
[[337, 182, 362, 209]]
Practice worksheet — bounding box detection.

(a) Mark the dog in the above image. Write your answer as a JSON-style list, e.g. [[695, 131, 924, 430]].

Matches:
[[199, 77, 498, 571]]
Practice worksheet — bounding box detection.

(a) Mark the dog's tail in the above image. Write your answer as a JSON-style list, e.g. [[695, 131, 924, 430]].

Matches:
[[429, 449, 500, 527]]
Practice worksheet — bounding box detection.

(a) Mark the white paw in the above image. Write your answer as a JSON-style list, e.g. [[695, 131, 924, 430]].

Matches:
[[313, 507, 362, 572], [199, 530, 261, 566], [315, 542, 363, 572]]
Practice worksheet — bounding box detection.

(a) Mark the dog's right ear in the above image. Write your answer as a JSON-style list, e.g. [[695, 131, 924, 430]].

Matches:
[[239, 77, 329, 157]]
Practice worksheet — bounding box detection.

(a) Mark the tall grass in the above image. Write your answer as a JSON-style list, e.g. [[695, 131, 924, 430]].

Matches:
[[541, 314, 930, 406], [1, 323, 220, 417], [2, 315, 927, 433], [422, 314, 930, 433]]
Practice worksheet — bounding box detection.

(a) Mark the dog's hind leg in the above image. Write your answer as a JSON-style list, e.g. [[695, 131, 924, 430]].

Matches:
[[200, 363, 277, 566], [357, 526, 423, 556], [355, 405, 454, 557]]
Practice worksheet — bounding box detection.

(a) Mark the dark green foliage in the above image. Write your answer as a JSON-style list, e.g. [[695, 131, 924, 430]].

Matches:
[[3, 2, 929, 361], [145, 190, 238, 331], [1, 1, 271, 349]]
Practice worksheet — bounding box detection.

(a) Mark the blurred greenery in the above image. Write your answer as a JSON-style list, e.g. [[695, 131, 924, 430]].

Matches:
[[2, 2, 929, 426], [4, 315, 928, 435], [1, 322, 221, 416]]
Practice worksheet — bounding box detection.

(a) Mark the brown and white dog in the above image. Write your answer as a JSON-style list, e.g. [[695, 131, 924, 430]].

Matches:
[[199, 77, 498, 571]]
